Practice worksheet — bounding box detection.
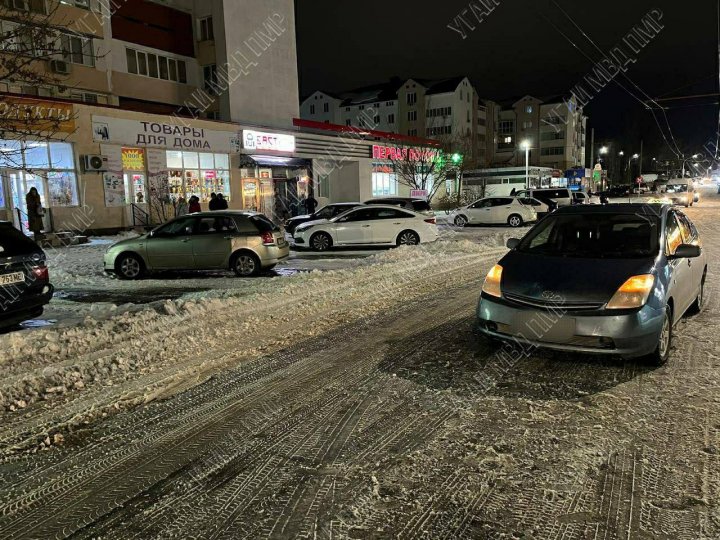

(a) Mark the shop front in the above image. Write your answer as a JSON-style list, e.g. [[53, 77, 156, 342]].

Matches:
[[92, 114, 237, 225], [0, 97, 78, 233]]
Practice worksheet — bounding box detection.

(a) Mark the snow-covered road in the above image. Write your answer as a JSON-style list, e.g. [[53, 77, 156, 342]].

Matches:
[[1, 193, 719, 539]]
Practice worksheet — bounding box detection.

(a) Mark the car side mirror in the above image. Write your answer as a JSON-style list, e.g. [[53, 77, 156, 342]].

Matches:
[[670, 244, 701, 259], [506, 238, 521, 249]]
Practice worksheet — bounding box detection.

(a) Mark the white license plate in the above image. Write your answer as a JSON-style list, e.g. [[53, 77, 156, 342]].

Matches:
[[0, 272, 24, 286]]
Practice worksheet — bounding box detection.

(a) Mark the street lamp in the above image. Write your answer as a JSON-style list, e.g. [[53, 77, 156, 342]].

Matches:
[[681, 153, 701, 178], [521, 140, 531, 188]]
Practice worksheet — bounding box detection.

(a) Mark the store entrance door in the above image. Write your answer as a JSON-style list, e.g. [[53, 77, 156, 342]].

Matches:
[[2, 170, 49, 233]]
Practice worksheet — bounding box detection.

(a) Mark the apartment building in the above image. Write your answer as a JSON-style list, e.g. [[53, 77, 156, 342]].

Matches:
[[0, 0, 299, 126], [486, 95, 587, 172], [301, 77, 488, 165]]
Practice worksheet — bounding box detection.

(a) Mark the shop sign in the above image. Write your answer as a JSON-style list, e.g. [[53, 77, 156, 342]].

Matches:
[[410, 189, 429, 199], [372, 145, 439, 162], [259, 168, 272, 179], [242, 130, 296, 153], [92, 115, 237, 153], [121, 148, 145, 171], [0, 96, 75, 133]]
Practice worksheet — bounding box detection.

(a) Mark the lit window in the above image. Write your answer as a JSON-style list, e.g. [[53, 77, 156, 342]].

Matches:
[[199, 17, 214, 41]]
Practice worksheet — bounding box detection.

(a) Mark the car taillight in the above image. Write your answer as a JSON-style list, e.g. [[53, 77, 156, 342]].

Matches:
[[424, 218, 436, 224], [31, 266, 49, 282], [260, 231, 276, 245]]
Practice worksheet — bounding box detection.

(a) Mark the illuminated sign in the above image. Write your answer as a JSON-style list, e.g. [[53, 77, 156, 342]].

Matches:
[[243, 130, 295, 153], [372, 145, 439, 162], [0, 97, 75, 133], [121, 147, 145, 171]]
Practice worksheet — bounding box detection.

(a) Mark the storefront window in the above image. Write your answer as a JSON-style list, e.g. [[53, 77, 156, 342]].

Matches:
[[372, 163, 398, 197], [122, 148, 147, 204], [0, 140, 78, 207], [165, 150, 231, 203]]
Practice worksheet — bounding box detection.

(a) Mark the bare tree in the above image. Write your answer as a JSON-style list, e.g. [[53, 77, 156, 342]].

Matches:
[[0, 1, 102, 168]]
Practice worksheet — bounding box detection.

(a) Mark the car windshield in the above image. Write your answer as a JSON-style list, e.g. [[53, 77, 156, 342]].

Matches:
[[667, 184, 688, 193], [517, 213, 661, 259]]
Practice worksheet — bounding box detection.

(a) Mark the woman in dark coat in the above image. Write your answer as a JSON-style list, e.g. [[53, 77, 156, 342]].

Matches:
[[25, 187, 43, 238]]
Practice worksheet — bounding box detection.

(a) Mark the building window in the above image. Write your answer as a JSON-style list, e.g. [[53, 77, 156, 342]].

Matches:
[[386, 101, 393, 106], [523, 121, 533, 129], [541, 147, 565, 156], [525, 105, 533, 113], [199, 16, 214, 41], [6, 0, 46, 14], [203, 64, 218, 93], [323, 102, 329, 113], [498, 120, 515, 134], [0, 20, 34, 54], [60, 0, 90, 8], [0, 140, 78, 207], [372, 164, 398, 196], [408, 129, 417, 136], [126, 48, 187, 83], [345, 119, 351, 126], [408, 110, 417, 122], [373, 115, 380, 124], [166, 151, 230, 204], [59, 32, 94, 66], [310, 104, 315, 114], [503, 136, 513, 144], [407, 92, 417, 105], [387, 114, 395, 124]]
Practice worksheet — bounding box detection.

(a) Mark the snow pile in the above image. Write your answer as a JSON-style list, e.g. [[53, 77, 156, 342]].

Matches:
[[0, 239, 507, 452]]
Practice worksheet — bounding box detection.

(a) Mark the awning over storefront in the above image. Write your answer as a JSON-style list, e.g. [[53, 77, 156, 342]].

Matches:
[[240, 154, 311, 167]]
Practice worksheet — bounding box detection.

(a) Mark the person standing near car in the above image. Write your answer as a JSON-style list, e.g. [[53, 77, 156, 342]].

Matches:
[[25, 187, 43, 240], [305, 194, 318, 214], [217, 193, 229, 210], [189, 195, 201, 213], [208, 192, 220, 211]]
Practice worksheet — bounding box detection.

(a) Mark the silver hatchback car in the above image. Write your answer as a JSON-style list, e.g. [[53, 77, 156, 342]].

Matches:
[[104, 211, 289, 279], [477, 204, 707, 365]]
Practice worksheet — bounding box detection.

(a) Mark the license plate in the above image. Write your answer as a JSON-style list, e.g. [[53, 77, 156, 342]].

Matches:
[[512, 312, 576, 343], [0, 272, 24, 287]]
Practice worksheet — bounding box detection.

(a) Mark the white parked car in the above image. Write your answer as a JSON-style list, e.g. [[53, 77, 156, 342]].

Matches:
[[450, 197, 537, 228], [294, 205, 439, 251]]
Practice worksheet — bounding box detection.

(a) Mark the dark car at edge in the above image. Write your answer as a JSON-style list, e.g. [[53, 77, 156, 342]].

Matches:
[[0, 222, 54, 328]]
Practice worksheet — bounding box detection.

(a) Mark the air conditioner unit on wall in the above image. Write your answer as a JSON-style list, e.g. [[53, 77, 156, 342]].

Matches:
[[49, 59, 71, 75], [82, 155, 108, 173]]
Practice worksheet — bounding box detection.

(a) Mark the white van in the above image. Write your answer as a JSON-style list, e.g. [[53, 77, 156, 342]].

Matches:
[[514, 188, 573, 209]]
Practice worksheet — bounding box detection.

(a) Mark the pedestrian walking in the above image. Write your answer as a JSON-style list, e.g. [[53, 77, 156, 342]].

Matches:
[[217, 193, 229, 210], [305, 194, 318, 214], [25, 187, 44, 240], [176, 197, 189, 217], [189, 195, 201, 213], [208, 192, 220, 211]]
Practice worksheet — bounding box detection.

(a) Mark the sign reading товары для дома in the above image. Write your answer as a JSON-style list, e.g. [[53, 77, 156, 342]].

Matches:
[[91, 116, 238, 153]]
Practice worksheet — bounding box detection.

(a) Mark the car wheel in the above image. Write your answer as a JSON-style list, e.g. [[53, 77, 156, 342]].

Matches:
[[397, 230, 420, 246], [689, 273, 706, 314], [507, 214, 523, 228], [647, 305, 673, 366], [454, 215, 468, 227], [310, 232, 333, 252], [232, 252, 260, 277], [115, 253, 144, 280]]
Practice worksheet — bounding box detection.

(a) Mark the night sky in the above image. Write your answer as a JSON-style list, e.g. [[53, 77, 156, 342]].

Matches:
[[296, 0, 720, 165]]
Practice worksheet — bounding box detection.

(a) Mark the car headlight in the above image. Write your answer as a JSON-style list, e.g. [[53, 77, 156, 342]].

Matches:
[[606, 274, 655, 310], [482, 264, 503, 298], [296, 224, 313, 233]]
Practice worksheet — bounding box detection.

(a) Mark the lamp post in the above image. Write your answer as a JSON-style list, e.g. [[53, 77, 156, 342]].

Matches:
[[681, 154, 701, 179], [521, 140, 530, 189], [598, 146, 609, 190]]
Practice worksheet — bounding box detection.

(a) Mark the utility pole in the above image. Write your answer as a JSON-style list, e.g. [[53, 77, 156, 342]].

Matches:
[[639, 140, 644, 176], [590, 128, 595, 167]]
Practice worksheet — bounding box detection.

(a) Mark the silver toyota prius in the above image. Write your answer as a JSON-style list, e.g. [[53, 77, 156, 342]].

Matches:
[[477, 204, 707, 365]]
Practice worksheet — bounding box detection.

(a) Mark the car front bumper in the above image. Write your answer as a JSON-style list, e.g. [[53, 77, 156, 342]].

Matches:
[[477, 295, 665, 358]]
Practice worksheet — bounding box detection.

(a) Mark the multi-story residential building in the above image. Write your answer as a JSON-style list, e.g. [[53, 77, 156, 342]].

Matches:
[[485, 95, 587, 172], [301, 77, 488, 165], [0, 0, 439, 234], [0, 0, 299, 127]]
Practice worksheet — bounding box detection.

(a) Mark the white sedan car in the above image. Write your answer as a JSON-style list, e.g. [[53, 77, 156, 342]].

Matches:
[[294, 205, 439, 251], [450, 197, 537, 227]]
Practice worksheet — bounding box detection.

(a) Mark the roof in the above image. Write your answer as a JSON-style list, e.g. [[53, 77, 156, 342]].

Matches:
[[422, 77, 468, 95], [555, 204, 669, 215], [337, 80, 405, 106]]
